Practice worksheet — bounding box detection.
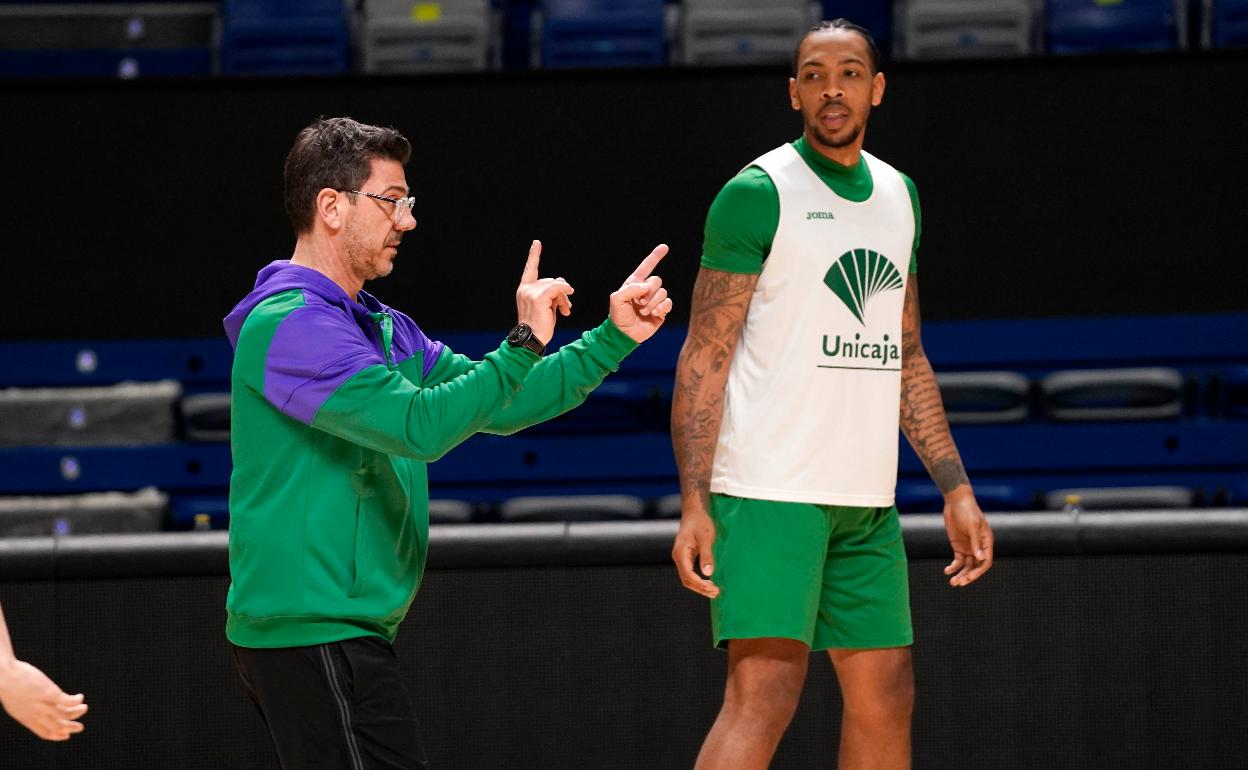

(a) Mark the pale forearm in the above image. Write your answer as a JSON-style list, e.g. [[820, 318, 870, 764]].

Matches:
[[0, 604, 14, 665], [899, 347, 969, 495]]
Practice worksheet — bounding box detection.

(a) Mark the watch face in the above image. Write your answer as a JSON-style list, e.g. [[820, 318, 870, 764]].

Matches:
[[509, 324, 530, 345]]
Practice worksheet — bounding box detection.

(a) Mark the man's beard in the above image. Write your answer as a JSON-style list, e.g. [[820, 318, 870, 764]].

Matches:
[[809, 109, 870, 150], [345, 226, 389, 281]]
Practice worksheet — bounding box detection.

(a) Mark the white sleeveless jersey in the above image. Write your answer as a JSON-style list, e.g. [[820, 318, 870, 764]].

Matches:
[[709, 145, 915, 507]]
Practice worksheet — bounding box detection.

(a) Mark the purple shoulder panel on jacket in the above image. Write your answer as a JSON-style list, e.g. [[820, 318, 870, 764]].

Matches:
[[357, 289, 445, 378], [390, 309, 445, 378], [263, 298, 385, 425], [225, 261, 439, 422]]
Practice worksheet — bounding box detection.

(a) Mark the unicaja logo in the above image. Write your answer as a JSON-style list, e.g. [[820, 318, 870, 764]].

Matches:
[[822, 248, 903, 324]]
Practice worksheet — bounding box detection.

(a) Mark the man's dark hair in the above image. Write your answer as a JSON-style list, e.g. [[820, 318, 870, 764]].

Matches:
[[792, 19, 881, 76], [283, 117, 412, 234]]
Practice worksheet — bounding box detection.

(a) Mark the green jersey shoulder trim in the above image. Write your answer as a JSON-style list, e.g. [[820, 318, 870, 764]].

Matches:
[[700, 138, 883, 275], [700, 165, 776, 275], [899, 172, 921, 275]]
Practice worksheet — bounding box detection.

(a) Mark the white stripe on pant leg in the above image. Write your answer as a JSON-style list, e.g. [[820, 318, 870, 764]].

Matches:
[[319, 644, 366, 770]]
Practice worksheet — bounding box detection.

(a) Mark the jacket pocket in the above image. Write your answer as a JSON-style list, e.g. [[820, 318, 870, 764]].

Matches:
[[348, 498, 367, 598]]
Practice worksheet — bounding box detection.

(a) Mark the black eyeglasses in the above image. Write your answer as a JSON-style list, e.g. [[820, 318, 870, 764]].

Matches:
[[344, 189, 416, 225]]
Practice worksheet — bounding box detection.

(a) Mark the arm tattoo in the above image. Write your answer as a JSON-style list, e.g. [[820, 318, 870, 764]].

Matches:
[[671, 268, 757, 512], [898, 277, 971, 495]]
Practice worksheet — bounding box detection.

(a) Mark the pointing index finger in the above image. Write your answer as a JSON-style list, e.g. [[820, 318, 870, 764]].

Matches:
[[521, 239, 542, 283], [627, 244, 669, 283]]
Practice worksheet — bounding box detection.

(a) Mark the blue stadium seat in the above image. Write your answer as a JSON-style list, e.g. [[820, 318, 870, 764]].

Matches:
[[499, 494, 646, 522], [0, 2, 217, 79], [1047, 0, 1183, 54], [1210, 0, 1248, 48], [937, 371, 1030, 424], [1041, 367, 1184, 422], [221, 0, 349, 75], [541, 0, 666, 69], [822, 1, 893, 56]]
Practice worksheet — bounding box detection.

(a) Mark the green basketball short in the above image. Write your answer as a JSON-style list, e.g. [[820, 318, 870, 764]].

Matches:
[[708, 493, 913, 651]]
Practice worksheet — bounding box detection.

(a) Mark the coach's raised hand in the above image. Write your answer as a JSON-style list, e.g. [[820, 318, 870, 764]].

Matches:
[[610, 244, 673, 343], [516, 240, 574, 346]]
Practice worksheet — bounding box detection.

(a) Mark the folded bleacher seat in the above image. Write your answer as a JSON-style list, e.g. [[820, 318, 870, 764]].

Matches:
[[541, 0, 666, 69], [1045, 486, 1194, 511], [680, 0, 808, 66], [1047, 0, 1185, 54], [359, 0, 492, 73], [1041, 367, 1183, 421], [499, 494, 646, 522], [654, 492, 682, 519], [895, 482, 1031, 513], [0, 487, 167, 537], [429, 498, 475, 524], [1208, 0, 1248, 48], [0, 380, 181, 447], [0, 2, 217, 79], [221, 0, 349, 75], [936, 371, 1030, 424], [180, 392, 231, 442], [899, 0, 1034, 59]]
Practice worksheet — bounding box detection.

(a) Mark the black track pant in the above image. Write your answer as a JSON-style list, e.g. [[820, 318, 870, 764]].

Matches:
[[232, 636, 429, 770]]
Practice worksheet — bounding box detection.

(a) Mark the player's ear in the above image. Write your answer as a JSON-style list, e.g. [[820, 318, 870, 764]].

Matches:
[[788, 77, 800, 111], [871, 71, 886, 107], [316, 188, 345, 232]]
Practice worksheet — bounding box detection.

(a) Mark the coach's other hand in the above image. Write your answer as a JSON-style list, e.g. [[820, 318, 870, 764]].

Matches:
[[516, 240, 574, 346], [0, 659, 88, 741], [610, 244, 673, 343]]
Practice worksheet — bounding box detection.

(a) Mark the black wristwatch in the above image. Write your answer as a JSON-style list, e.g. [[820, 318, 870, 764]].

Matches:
[[506, 323, 546, 356]]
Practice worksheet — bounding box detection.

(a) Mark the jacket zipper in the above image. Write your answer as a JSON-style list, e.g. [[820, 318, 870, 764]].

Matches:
[[371, 312, 395, 369]]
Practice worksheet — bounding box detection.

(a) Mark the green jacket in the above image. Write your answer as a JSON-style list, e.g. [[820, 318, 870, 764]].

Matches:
[[222, 261, 637, 647]]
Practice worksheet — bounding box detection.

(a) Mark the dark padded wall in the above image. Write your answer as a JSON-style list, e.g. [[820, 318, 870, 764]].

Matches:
[[3, 51, 1247, 340], [2, 554, 1246, 768]]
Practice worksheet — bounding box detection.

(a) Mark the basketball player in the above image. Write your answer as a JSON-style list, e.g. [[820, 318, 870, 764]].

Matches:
[[670, 20, 994, 769]]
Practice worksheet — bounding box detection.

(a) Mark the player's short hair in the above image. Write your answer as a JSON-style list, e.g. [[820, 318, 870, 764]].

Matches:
[[284, 117, 412, 235], [792, 19, 882, 76]]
